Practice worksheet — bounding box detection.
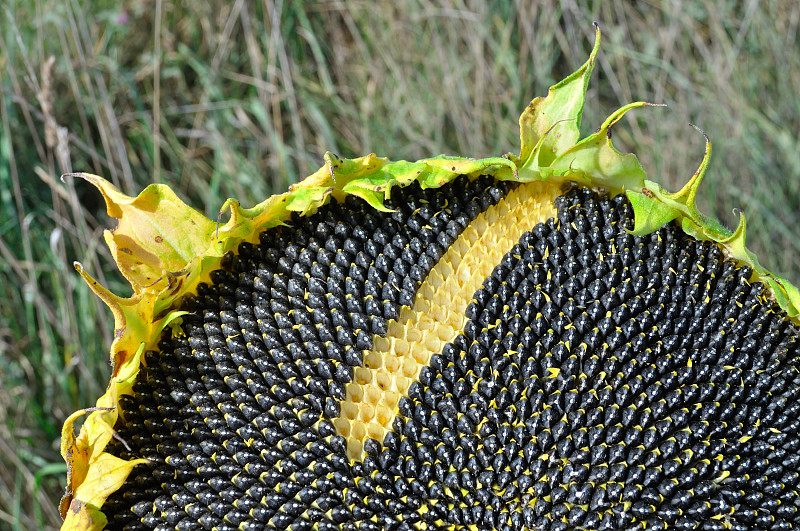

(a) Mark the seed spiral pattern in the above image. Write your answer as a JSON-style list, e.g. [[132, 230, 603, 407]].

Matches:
[[103, 176, 800, 531]]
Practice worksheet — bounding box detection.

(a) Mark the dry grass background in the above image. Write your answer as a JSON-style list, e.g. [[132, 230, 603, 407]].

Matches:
[[1, 1, 799, 529]]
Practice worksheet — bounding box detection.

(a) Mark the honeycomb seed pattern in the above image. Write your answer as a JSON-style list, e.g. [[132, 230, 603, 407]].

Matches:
[[336, 180, 558, 459], [102, 179, 800, 531]]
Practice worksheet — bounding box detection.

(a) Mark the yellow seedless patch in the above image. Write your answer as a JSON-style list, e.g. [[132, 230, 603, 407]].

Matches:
[[334, 181, 560, 460]]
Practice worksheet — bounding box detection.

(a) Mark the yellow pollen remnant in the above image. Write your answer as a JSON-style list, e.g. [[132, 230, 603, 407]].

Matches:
[[335, 180, 560, 460]]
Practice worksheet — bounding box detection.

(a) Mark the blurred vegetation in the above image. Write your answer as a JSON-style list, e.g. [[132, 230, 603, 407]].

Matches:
[[1, 1, 798, 529]]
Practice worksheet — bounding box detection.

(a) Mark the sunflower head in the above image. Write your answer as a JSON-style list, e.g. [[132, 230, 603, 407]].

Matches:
[[61, 26, 800, 530]]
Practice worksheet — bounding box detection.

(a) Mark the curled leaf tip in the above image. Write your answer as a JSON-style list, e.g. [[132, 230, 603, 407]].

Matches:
[[689, 123, 710, 142], [664, 123, 712, 212], [73, 262, 126, 319], [723, 209, 747, 244], [60, 172, 85, 183]]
